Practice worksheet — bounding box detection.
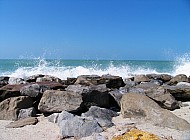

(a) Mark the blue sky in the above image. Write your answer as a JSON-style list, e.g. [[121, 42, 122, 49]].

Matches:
[[0, 0, 190, 60]]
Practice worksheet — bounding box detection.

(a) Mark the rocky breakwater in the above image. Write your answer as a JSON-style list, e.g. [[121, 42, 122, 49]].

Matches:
[[0, 74, 190, 139]]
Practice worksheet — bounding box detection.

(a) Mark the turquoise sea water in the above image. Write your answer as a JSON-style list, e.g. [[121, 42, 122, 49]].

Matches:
[[0, 58, 189, 80]]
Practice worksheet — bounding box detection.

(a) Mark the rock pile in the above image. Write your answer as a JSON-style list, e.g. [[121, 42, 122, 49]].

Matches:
[[0, 74, 190, 139]]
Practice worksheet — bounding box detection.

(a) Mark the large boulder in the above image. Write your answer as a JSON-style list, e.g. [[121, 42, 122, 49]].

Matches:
[[75, 75, 101, 86], [20, 83, 49, 98], [59, 116, 103, 138], [136, 83, 180, 110], [101, 74, 125, 89], [82, 106, 118, 128], [38, 90, 83, 113], [168, 74, 189, 85], [134, 75, 150, 83], [146, 74, 172, 82], [0, 96, 33, 120], [0, 84, 27, 102], [120, 93, 190, 131], [38, 84, 118, 114], [165, 84, 190, 101]]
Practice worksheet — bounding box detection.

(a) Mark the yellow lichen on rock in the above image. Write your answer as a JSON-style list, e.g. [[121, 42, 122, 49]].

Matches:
[[112, 129, 160, 140]]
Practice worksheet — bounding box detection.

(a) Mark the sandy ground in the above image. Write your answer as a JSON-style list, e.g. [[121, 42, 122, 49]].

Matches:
[[0, 102, 190, 140]]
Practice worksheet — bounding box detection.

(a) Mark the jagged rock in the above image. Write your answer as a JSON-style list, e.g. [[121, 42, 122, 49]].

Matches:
[[0, 96, 33, 120], [25, 74, 44, 82], [165, 84, 190, 101], [59, 116, 103, 138], [0, 76, 9, 88], [101, 74, 125, 89], [38, 90, 83, 113], [6, 117, 38, 128], [36, 75, 62, 83], [63, 77, 77, 85], [8, 77, 25, 85], [18, 107, 36, 120], [20, 83, 49, 98], [75, 75, 101, 85], [121, 93, 190, 131], [82, 106, 118, 128], [168, 74, 189, 85], [146, 74, 172, 82], [134, 75, 150, 83], [38, 84, 118, 114], [37, 82, 66, 90], [136, 84, 180, 110], [109, 90, 123, 107]]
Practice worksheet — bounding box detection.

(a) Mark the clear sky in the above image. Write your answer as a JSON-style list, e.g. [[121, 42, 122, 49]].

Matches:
[[0, 0, 190, 60]]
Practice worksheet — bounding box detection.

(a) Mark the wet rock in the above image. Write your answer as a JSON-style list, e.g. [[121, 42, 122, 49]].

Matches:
[[75, 75, 101, 86], [6, 117, 38, 128], [134, 75, 150, 83], [36, 75, 62, 83], [101, 74, 125, 89], [0, 76, 9, 88], [0, 96, 33, 120], [146, 74, 172, 82], [168, 74, 189, 85], [8, 77, 25, 85], [121, 93, 190, 131], [82, 106, 118, 128], [25, 74, 44, 82]]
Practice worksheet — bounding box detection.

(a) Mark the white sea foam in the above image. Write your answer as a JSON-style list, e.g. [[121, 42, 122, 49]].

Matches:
[[173, 53, 190, 76], [4, 60, 158, 80], [2, 53, 190, 80]]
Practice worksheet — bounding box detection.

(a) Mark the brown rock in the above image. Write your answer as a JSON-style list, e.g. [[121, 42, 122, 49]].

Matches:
[[6, 117, 38, 128], [120, 93, 190, 131], [134, 75, 150, 83], [0, 96, 33, 120]]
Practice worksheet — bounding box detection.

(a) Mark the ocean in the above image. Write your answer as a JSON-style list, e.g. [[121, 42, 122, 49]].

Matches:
[[0, 57, 190, 80]]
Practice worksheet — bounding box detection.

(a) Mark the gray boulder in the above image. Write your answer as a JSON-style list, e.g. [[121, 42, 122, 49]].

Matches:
[[146, 74, 172, 82], [18, 107, 36, 120], [120, 93, 190, 131], [0, 96, 33, 120], [82, 106, 118, 128], [20, 83, 49, 98], [59, 116, 103, 138], [25, 74, 44, 82]]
